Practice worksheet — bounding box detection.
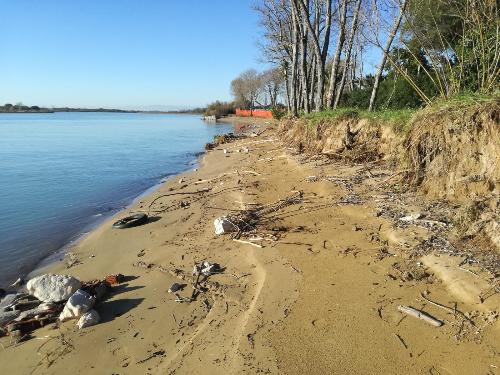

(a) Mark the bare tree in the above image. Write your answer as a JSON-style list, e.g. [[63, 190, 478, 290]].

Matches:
[[262, 67, 285, 107], [367, 0, 408, 111], [293, 0, 332, 111], [333, 0, 363, 108], [326, 0, 348, 108], [231, 69, 263, 114]]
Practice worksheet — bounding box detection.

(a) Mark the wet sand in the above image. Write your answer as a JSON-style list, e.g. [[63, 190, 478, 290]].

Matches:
[[1, 117, 498, 374]]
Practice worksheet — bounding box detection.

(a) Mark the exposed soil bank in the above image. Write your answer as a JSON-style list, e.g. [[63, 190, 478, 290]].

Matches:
[[279, 101, 500, 252], [1, 115, 498, 374]]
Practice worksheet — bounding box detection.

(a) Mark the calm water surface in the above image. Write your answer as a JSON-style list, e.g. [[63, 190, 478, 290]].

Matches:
[[0, 112, 232, 286]]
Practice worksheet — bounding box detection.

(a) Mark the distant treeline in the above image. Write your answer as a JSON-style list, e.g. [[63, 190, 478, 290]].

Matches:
[[0, 103, 53, 113], [162, 107, 206, 115], [0, 102, 213, 115], [0, 103, 138, 113]]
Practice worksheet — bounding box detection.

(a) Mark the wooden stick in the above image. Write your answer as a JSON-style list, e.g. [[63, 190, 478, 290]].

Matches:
[[397, 305, 443, 327], [190, 264, 202, 301], [420, 293, 475, 326], [394, 333, 408, 349], [233, 239, 264, 248], [239, 170, 261, 176]]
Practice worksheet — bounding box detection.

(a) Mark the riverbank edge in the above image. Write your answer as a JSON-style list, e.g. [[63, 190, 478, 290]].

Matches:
[[18, 116, 269, 288]]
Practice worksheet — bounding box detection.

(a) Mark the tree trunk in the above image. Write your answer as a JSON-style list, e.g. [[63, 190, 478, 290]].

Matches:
[[290, 1, 300, 116], [326, 0, 347, 108], [295, 0, 326, 111], [368, 0, 407, 111], [333, 0, 362, 108]]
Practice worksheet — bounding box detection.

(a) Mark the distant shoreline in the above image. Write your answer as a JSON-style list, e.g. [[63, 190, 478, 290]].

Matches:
[[0, 109, 206, 115]]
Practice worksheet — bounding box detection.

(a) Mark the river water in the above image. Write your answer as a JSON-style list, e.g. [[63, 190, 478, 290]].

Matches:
[[0, 112, 232, 287]]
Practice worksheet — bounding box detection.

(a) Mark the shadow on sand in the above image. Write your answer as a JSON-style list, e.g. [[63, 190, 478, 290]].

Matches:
[[96, 280, 145, 323]]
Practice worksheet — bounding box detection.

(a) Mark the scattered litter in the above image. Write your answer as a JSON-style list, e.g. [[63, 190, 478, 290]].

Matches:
[[399, 213, 422, 222], [214, 216, 238, 235], [112, 213, 149, 229], [0, 273, 130, 342], [105, 274, 125, 285], [195, 261, 223, 276]]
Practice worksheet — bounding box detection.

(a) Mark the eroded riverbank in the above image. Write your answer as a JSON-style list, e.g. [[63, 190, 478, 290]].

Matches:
[[1, 117, 498, 374]]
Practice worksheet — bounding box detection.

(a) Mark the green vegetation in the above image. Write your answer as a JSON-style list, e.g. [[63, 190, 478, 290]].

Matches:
[[254, 0, 498, 116], [271, 106, 287, 120], [303, 107, 416, 133], [204, 101, 236, 118], [423, 92, 500, 113], [0, 103, 51, 113]]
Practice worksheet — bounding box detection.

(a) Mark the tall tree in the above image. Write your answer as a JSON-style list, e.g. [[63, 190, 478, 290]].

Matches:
[[333, 0, 362, 108], [326, 0, 348, 108], [368, 0, 408, 111]]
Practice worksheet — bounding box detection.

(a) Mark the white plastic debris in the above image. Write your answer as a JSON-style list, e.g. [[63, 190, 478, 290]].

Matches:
[[59, 289, 96, 322], [305, 176, 318, 182], [77, 309, 100, 329], [223, 149, 228, 154], [27, 274, 82, 303], [193, 261, 222, 276], [399, 213, 422, 222], [214, 217, 237, 235]]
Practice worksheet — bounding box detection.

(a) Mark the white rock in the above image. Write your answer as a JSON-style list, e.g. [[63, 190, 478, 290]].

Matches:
[[214, 217, 237, 235], [27, 274, 82, 303], [223, 149, 228, 154], [59, 290, 96, 322], [77, 309, 100, 329], [179, 177, 184, 183]]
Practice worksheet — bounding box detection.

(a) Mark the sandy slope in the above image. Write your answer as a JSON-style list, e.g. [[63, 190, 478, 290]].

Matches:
[[1, 118, 498, 374]]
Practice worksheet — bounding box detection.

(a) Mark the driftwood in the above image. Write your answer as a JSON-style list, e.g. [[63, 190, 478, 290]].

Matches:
[[233, 239, 264, 248], [397, 305, 443, 327]]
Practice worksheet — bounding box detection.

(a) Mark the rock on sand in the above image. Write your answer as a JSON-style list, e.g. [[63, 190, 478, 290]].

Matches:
[[27, 274, 82, 303]]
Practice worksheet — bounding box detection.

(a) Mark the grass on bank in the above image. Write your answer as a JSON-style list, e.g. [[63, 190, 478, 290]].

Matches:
[[298, 92, 499, 134], [302, 107, 417, 134], [424, 92, 500, 112]]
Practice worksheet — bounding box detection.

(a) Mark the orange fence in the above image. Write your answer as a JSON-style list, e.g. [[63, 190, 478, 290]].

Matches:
[[235, 108, 273, 119]]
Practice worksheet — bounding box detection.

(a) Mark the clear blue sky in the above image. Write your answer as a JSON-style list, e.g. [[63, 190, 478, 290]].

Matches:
[[0, 1, 262, 110]]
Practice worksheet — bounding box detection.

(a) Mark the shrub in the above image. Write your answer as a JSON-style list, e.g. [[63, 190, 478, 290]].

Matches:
[[204, 101, 236, 118], [271, 106, 287, 120]]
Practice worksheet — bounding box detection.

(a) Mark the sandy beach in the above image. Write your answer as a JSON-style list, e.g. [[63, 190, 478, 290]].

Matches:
[[1, 117, 498, 374]]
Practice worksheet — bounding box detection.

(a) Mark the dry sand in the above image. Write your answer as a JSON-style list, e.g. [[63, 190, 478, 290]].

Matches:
[[1, 117, 498, 374]]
